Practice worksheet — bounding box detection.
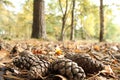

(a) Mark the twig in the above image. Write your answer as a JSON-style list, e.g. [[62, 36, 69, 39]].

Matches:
[[107, 51, 116, 59], [3, 75, 25, 80], [87, 71, 101, 80], [107, 50, 120, 63]]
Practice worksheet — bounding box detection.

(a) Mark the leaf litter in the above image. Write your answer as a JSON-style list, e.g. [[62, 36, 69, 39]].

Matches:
[[0, 39, 120, 80]]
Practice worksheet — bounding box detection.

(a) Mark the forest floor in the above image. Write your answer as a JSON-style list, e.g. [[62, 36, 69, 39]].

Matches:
[[0, 39, 120, 80]]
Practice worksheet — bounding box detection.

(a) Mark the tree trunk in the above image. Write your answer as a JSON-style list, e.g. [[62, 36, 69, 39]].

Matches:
[[70, 0, 75, 40], [60, 14, 66, 41], [99, 0, 104, 42], [59, 0, 68, 41], [31, 0, 46, 39]]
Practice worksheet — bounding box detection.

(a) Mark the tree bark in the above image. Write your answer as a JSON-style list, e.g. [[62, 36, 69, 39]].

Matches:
[[31, 0, 46, 39], [99, 0, 104, 42], [70, 0, 75, 40], [59, 0, 68, 41]]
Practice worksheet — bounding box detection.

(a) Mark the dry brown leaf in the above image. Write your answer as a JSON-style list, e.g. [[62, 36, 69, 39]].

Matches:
[[111, 59, 118, 64], [100, 65, 116, 78], [32, 49, 43, 54], [93, 45, 100, 52], [0, 49, 10, 61], [87, 76, 107, 80], [3, 75, 25, 80], [74, 49, 82, 53], [101, 65, 114, 74]]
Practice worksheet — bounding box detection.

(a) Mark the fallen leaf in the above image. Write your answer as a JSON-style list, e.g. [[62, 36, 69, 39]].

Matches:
[[55, 45, 62, 55], [93, 45, 100, 52]]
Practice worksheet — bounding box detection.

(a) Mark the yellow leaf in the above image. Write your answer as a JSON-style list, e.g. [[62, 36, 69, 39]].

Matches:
[[55, 46, 62, 55]]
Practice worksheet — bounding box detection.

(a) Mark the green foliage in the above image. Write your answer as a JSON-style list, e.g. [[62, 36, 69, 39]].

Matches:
[[105, 20, 118, 40], [0, 0, 14, 7], [0, 1, 16, 39], [0, 0, 120, 41], [14, 0, 33, 38]]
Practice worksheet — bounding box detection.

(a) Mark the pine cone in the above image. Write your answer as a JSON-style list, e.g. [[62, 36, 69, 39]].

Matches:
[[65, 53, 105, 74], [13, 51, 38, 70], [51, 58, 86, 80], [13, 50, 50, 79], [36, 54, 51, 61], [36, 54, 58, 62]]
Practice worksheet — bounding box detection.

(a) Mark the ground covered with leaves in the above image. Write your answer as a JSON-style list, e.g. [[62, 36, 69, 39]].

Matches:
[[0, 39, 120, 80]]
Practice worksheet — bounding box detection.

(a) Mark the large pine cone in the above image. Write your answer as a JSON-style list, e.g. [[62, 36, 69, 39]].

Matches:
[[36, 54, 55, 61], [65, 53, 105, 74], [13, 50, 50, 79], [51, 58, 86, 80]]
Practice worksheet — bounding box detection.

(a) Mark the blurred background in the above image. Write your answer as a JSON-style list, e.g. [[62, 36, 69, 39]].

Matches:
[[0, 0, 120, 42]]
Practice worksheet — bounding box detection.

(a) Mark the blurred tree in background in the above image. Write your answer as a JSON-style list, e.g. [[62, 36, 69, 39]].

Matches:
[[99, 0, 104, 42], [0, 0, 120, 42], [31, 0, 46, 39]]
